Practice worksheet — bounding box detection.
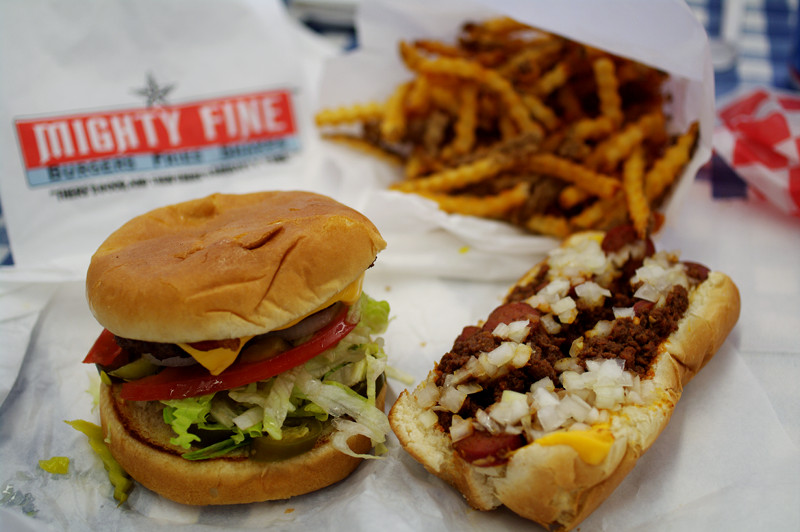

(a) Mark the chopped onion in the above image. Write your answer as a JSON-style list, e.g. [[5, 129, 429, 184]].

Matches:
[[594, 385, 626, 409], [531, 376, 555, 393], [413, 381, 440, 409], [569, 337, 584, 357], [613, 307, 635, 319], [475, 409, 501, 434], [551, 296, 576, 314], [456, 382, 483, 395], [541, 313, 562, 334], [489, 390, 529, 426], [439, 386, 467, 413], [560, 370, 586, 392], [478, 353, 499, 378], [510, 344, 533, 368], [587, 320, 613, 338], [537, 404, 568, 432], [634, 282, 660, 303], [449, 415, 474, 442], [532, 386, 560, 410], [492, 320, 531, 343], [557, 394, 592, 423], [575, 281, 611, 307], [554, 357, 582, 373], [486, 342, 516, 366], [419, 409, 439, 428]]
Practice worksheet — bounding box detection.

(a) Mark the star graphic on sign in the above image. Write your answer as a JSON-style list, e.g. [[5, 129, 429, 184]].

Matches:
[[133, 73, 176, 107]]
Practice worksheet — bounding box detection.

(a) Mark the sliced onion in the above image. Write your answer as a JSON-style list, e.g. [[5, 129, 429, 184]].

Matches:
[[274, 303, 342, 342], [143, 352, 198, 367]]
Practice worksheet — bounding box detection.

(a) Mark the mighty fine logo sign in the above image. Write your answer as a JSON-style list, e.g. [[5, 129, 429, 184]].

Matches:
[[14, 75, 300, 189]]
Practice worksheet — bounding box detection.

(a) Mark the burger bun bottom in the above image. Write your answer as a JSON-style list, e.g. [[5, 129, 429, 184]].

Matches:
[[99, 381, 386, 505]]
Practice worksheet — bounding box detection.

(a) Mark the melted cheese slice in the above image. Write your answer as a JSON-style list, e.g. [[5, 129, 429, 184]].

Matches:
[[534, 424, 615, 465], [177, 274, 365, 376]]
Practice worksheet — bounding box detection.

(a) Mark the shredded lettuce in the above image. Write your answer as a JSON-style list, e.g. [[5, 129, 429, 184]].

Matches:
[[161, 394, 213, 449], [161, 293, 391, 460], [360, 294, 391, 334]]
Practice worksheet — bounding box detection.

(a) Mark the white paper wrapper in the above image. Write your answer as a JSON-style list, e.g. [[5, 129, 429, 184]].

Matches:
[[316, 0, 715, 281], [0, 0, 324, 273], [0, 272, 798, 532]]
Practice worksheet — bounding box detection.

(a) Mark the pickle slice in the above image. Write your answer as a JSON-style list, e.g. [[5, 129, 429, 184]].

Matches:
[[250, 418, 324, 462]]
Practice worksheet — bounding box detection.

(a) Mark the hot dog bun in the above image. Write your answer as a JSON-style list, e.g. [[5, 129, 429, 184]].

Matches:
[[100, 380, 387, 505], [389, 229, 740, 531]]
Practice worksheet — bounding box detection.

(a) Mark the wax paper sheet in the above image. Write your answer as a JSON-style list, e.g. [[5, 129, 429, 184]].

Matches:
[[0, 269, 798, 531]]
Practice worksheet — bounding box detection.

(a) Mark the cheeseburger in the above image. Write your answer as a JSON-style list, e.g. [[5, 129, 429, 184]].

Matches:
[[83, 191, 391, 505]]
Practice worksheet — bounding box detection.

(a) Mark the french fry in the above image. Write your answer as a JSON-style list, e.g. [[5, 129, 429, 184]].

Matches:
[[449, 84, 480, 155], [406, 75, 432, 114], [645, 122, 699, 201], [479, 16, 534, 35], [526, 153, 620, 199], [391, 155, 509, 193], [521, 93, 559, 131], [321, 134, 404, 166], [558, 185, 591, 209], [400, 42, 542, 136], [584, 110, 665, 172], [622, 147, 650, 237], [428, 83, 462, 116], [570, 193, 627, 229], [380, 81, 413, 142], [525, 213, 572, 238], [593, 56, 623, 128], [534, 60, 570, 97], [315, 102, 384, 127], [416, 182, 529, 218], [413, 39, 463, 58]]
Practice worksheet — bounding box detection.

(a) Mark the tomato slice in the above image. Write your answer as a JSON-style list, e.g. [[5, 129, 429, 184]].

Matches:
[[83, 328, 124, 366], [119, 306, 357, 401]]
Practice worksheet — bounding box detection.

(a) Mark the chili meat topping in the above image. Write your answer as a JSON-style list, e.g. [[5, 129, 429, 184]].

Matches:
[[415, 226, 707, 466]]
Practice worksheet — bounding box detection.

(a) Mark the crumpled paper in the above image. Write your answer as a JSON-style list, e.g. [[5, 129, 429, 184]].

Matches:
[[714, 86, 800, 216]]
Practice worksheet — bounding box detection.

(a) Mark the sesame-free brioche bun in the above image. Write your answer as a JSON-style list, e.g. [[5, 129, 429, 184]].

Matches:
[[86, 191, 386, 343], [99, 380, 387, 505]]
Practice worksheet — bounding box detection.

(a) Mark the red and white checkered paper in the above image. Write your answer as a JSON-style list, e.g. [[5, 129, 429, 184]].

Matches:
[[714, 87, 800, 216]]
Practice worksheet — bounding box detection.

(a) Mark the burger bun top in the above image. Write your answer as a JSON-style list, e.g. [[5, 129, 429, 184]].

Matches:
[[86, 191, 386, 343]]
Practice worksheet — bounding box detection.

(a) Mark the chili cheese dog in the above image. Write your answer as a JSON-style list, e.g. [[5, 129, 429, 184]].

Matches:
[[389, 225, 740, 531]]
